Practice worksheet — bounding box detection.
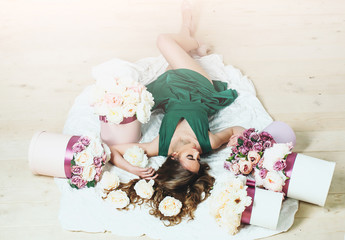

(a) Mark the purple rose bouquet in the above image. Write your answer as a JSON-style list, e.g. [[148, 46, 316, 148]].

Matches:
[[225, 128, 276, 175], [69, 136, 111, 189]]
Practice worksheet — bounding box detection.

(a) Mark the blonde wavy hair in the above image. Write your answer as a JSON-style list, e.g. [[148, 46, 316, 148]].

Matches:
[[119, 155, 215, 226]]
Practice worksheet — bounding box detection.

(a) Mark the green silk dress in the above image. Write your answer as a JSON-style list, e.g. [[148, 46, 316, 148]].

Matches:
[[146, 69, 238, 156]]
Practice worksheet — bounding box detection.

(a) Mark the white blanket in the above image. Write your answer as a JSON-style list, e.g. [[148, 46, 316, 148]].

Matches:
[[56, 54, 298, 240]]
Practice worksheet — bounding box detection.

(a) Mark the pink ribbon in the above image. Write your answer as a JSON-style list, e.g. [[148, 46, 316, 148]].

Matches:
[[241, 179, 256, 224], [99, 115, 137, 124], [282, 152, 297, 195], [64, 136, 80, 178]]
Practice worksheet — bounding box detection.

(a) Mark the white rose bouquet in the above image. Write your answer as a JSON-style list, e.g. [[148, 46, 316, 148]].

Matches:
[[69, 136, 111, 189], [209, 176, 252, 235], [90, 76, 155, 124], [123, 146, 149, 168]]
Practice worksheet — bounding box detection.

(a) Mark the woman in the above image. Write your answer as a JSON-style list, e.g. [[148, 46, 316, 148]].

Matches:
[[110, 1, 245, 225]]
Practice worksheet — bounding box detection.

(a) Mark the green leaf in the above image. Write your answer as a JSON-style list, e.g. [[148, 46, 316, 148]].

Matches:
[[71, 159, 76, 166], [70, 183, 79, 189], [87, 180, 96, 188], [238, 138, 244, 145]]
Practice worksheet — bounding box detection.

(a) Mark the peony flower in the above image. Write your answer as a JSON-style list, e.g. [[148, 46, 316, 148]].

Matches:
[[247, 151, 261, 165], [121, 103, 137, 118], [87, 139, 105, 157], [71, 165, 83, 175], [263, 171, 285, 192], [74, 151, 94, 166], [134, 179, 155, 199], [259, 168, 268, 179], [230, 163, 240, 175], [243, 140, 253, 150], [93, 156, 103, 168], [228, 189, 252, 214], [273, 160, 287, 171], [159, 196, 182, 217], [72, 142, 85, 153], [79, 136, 91, 146], [223, 161, 232, 171], [123, 146, 149, 168], [141, 90, 155, 107], [243, 128, 255, 139], [81, 165, 97, 182], [122, 89, 140, 105], [262, 143, 292, 171], [252, 142, 263, 152], [99, 171, 120, 191], [263, 140, 273, 149], [238, 159, 253, 175], [105, 93, 124, 108], [219, 208, 241, 235], [254, 169, 264, 186], [71, 175, 82, 186], [260, 131, 274, 142], [249, 132, 260, 142], [136, 102, 152, 124], [106, 190, 130, 209], [107, 107, 124, 124]]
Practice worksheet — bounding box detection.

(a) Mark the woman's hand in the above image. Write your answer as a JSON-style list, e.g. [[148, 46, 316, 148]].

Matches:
[[130, 166, 158, 180]]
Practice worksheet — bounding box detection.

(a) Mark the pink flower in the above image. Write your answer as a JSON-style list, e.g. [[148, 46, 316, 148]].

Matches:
[[252, 142, 263, 152], [273, 160, 287, 171], [260, 131, 274, 142], [249, 132, 260, 142], [71, 166, 83, 175], [79, 136, 91, 146], [263, 140, 273, 149], [93, 156, 103, 168], [257, 158, 264, 169], [230, 163, 240, 175], [247, 151, 261, 165], [102, 153, 107, 164], [244, 140, 253, 150], [72, 142, 85, 153], [259, 168, 268, 179], [238, 160, 253, 175], [243, 128, 255, 138], [77, 179, 88, 189], [232, 146, 239, 154], [95, 167, 102, 175], [71, 175, 82, 185], [240, 146, 249, 155], [224, 161, 232, 171], [105, 93, 124, 107], [94, 175, 100, 182]]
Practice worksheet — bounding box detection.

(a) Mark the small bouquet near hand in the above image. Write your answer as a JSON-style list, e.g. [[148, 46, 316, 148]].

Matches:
[[209, 176, 252, 235], [69, 136, 111, 189], [90, 76, 155, 124], [254, 143, 293, 193], [224, 128, 276, 175]]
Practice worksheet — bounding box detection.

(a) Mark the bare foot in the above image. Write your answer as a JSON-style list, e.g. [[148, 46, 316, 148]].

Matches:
[[181, 0, 196, 36]]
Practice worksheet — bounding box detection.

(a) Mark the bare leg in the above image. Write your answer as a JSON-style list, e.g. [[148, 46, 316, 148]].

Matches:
[[158, 1, 212, 82]]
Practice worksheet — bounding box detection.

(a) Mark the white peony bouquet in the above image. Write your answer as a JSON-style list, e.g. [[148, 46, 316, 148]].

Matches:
[[90, 75, 154, 124], [209, 176, 252, 235], [123, 146, 149, 168]]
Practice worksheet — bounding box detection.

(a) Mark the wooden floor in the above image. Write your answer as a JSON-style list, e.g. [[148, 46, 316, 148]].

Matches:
[[1, 0, 344, 239]]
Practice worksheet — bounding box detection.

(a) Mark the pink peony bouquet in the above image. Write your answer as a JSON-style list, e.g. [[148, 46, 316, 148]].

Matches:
[[254, 142, 293, 193], [224, 128, 276, 175], [69, 136, 111, 189]]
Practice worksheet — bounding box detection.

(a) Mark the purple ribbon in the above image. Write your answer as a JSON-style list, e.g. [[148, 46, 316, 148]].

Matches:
[[282, 152, 297, 195], [241, 179, 256, 224], [99, 115, 137, 124], [64, 136, 80, 178]]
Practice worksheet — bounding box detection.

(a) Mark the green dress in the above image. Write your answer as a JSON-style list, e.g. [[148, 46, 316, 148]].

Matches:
[[146, 69, 238, 156]]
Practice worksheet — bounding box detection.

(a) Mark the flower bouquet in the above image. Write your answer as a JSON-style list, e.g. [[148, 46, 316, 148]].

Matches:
[[224, 128, 276, 175], [69, 136, 111, 189], [90, 76, 154, 146]]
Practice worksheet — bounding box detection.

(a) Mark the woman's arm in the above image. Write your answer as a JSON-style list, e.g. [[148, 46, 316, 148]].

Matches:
[[209, 126, 245, 150]]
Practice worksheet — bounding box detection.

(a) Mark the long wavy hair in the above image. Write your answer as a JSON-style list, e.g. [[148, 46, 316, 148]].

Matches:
[[119, 155, 215, 226]]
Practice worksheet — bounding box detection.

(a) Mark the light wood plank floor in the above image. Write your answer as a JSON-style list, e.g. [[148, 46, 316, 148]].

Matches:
[[1, 0, 344, 239]]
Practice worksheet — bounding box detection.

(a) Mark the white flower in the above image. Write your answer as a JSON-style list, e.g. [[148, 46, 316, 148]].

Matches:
[[121, 103, 137, 118], [106, 107, 124, 124], [159, 196, 182, 217], [141, 90, 154, 108], [87, 138, 104, 157], [263, 171, 285, 192], [123, 146, 148, 168], [99, 171, 120, 191], [136, 102, 152, 124], [263, 143, 292, 171], [228, 188, 252, 214], [134, 179, 154, 199], [106, 190, 130, 209], [122, 89, 140, 105], [254, 169, 264, 187], [102, 143, 111, 162], [81, 165, 97, 181], [74, 151, 94, 166], [218, 206, 241, 235]]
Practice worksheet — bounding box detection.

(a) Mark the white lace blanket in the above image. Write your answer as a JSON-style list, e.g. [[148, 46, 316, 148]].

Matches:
[[55, 54, 298, 240]]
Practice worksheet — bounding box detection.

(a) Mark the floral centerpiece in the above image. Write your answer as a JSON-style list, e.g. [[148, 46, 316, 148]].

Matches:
[[90, 76, 155, 124], [209, 176, 252, 235], [69, 136, 111, 189], [224, 128, 276, 175]]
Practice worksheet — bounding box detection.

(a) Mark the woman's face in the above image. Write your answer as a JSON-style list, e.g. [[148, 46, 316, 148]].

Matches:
[[177, 147, 201, 173]]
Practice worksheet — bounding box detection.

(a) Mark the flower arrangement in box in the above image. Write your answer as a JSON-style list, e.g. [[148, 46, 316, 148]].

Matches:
[[69, 136, 111, 189], [90, 76, 155, 124], [209, 176, 252, 235], [254, 142, 293, 193], [224, 128, 276, 175]]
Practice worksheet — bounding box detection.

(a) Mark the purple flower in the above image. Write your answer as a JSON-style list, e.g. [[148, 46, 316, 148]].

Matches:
[[273, 160, 287, 171], [71, 166, 83, 175], [249, 132, 260, 142], [93, 156, 103, 168], [77, 179, 87, 189], [243, 128, 255, 138], [224, 161, 232, 171], [263, 140, 273, 149], [240, 146, 249, 155], [232, 147, 239, 154], [94, 175, 100, 182], [71, 175, 82, 185], [72, 142, 85, 153], [95, 167, 102, 176], [244, 140, 254, 150], [79, 136, 91, 146], [252, 143, 263, 152], [260, 131, 274, 142], [259, 168, 268, 179]]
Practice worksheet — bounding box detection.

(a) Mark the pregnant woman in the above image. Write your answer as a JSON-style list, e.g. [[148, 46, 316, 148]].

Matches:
[[110, 1, 245, 225]]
